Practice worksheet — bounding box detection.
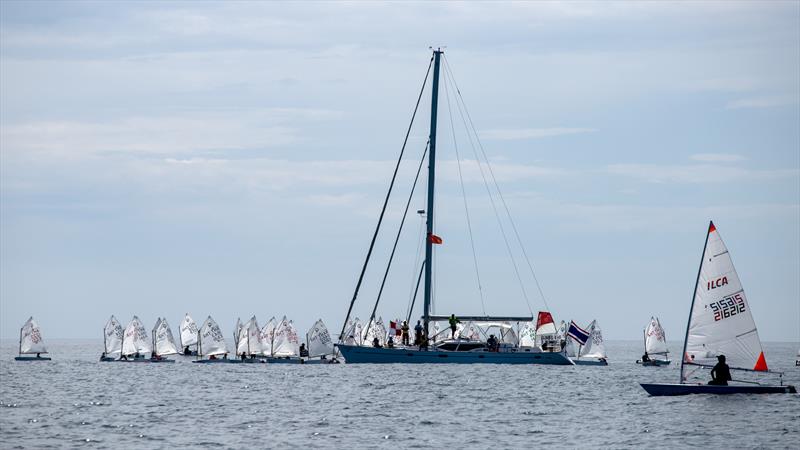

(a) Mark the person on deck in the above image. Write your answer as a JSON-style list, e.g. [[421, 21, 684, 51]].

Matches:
[[641, 352, 650, 363], [401, 321, 410, 346], [487, 334, 498, 352], [709, 355, 732, 386], [414, 321, 423, 345], [299, 343, 309, 357], [372, 337, 381, 348], [387, 336, 395, 348], [448, 314, 460, 339]]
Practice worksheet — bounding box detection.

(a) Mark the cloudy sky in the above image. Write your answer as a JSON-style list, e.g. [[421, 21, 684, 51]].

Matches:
[[1, 1, 798, 344]]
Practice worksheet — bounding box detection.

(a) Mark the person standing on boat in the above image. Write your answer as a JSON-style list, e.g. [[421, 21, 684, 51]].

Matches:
[[448, 314, 460, 339], [401, 321, 410, 346], [709, 355, 732, 386], [414, 320, 423, 345]]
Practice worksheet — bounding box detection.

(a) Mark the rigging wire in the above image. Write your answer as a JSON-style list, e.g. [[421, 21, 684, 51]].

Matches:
[[442, 68, 487, 315], [364, 142, 430, 338], [337, 55, 434, 343], [405, 212, 426, 320], [443, 55, 552, 313]]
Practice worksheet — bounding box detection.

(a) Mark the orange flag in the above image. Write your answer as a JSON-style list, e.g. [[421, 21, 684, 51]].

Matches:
[[428, 233, 443, 245]]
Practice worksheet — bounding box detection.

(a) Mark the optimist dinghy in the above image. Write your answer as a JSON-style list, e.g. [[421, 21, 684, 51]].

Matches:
[[192, 316, 235, 363], [267, 316, 302, 363], [304, 319, 338, 364], [150, 318, 178, 363], [640, 222, 796, 396], [235, 316, 265, 363], [15, 317, 51, 361], [118, 316, 151, 362], [100, 315, 123, 361], [178, 313, 199, 356], [571, 320, 608, 366], [636, 317, 670, 366]]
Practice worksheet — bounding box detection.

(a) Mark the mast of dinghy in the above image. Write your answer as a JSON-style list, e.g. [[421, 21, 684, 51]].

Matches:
[[423, 49, 442, 342], [680, 221, 713, 383], [18, 323, 22, 357]]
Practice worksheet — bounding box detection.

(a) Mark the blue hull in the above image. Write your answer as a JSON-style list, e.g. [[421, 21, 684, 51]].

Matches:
[[191, 359, 241, 364], [636, 359, 671, 366], [573, 358, 608, 366], [640, 383, 797, 396], [14, 356, 51, 361], [336, 344, 574, 364], [266, 357, 302, 364]]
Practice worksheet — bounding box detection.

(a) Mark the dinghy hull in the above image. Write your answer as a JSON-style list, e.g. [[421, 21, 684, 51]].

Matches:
[[573, 358, 608, 366], [192, 359, 242, 364], [636, 359, 671, 366], [14, 356, 51, 361], [266, 357, 302, 364], [640, 383, 797, 396], [336, 344, 574, 364]]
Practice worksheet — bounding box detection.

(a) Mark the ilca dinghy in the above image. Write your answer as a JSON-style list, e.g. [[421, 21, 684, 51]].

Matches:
[[637, 317, 670, 366], [100, 315, 123, 361], [640, 222, 796, 395], [15, 317, 51, 361], [150, 318, 178, 363]]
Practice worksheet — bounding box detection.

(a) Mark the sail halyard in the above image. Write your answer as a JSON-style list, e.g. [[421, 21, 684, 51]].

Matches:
[[423, 49, 443, 338]]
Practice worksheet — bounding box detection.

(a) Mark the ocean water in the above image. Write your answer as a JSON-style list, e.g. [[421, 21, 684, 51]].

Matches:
[[0, 339, 797, 449]]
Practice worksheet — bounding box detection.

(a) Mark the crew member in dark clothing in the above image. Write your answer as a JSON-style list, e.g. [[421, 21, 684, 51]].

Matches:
[[708, 355, 732, 386], [299, 343, 309, 358], [372, 337, 381, 348], [448, 314, 460, 339], [641, 352, 650, 363], [401, 321, 410, 346], [414, 321, 423, 345], [184, 345, 192, 355], [487, 334, 498, 352], [387, 336, 395, 348]]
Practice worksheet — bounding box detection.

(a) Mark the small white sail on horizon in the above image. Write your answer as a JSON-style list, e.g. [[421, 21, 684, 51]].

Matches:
[[260, 317, 277, 356], [104, 315, 123, 355], [307, 319, 335, 357], [273, 316, 300, 357], [121, 316, 151, 356], [645, 317, 669, 358], [198, 316, 228, 357], [682, 222, 768, 381], [179, 313, 198, 350], [19, 317, 47, 355], [578, 320, 606, 360], [237, 316, 263, 356], [153, 317, 179, 356]]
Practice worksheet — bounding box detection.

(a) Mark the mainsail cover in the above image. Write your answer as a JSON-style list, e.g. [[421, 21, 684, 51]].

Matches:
[[180, 313, 198, 348], [154, 318, 179, 356], [272, 316, 300, 356], [683, 222, 767, 376], [260, 317, 276, 356], [104, 315, 123, 355], [121, 316, 150, 356], [199, 316, 227, 356], [579, 320, 606, 359], [645, 317, 668, 356], [19, 317, 47, 354], [307, 319, 334, 357]]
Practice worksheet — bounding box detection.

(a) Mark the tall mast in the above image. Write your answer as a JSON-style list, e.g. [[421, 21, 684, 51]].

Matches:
[[680, 221, 713, 383], [423, 49, 443, 341]]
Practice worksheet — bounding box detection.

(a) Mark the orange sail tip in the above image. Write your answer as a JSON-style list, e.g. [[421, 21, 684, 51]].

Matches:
[[708, 221, 716, 233], [754, 352, 768, 371]]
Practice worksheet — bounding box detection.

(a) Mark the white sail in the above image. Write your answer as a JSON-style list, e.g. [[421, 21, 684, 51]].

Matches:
[[344, 317, 363, 345], [198, 316, 228, 356], [237, 316, 262, 355], [645, 317, 669, 356], [307, 319, 334, 357], [153, 318, 179, 356], [272, 316, 300, 357], [518, 322, 536, 347], [260, 317, 276, 356], [565, 336, 578, 358], [233, 317, 243, 352], [179, 313, 198, 348], [500, 323, 519, 345], [364, 317, 387, 346], [121, 316, 150, 356], [104, 315, 123, 355], [534, 312, 558, 347], [578, 320, 606, 359], [19, 317, 47, 354], [683, 222, 768, 377]]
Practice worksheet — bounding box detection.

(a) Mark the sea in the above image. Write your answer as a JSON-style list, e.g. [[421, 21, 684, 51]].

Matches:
[[1, 339, 797, 449]]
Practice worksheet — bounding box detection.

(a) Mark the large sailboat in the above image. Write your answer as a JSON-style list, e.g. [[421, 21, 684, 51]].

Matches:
[[640, 222, 795, 395], [335, 49, 571, 365]]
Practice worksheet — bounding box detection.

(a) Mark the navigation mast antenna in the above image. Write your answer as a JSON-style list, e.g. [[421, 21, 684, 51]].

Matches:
[[423, 48, 443, 343]]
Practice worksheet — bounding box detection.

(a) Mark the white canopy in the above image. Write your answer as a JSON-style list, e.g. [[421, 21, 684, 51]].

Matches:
[[104, 315, 123, 355], [683, 222, 768, 378], [153, 317, 179, 356], [272, 316, 300, 356], [121, 316, 151, 356], [199, 316, 228, 356], [19, 317, 47, 354], [307, 319, 334, 357], [500, 324, 519, 345], [179, 313, 198, 348], [459, 321, 482, 341], [645, 317, 668, 356]]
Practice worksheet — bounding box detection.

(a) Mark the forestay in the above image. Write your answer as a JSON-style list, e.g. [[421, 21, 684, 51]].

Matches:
[[180, 313, 198, 348], [579, 320, 606, 359], [122, 316, 151, 356], [273, 316, 300, 356], [683, 222, 767, 380], [307, 319, 334, 357], [199, 316, 228, 356], [20, 317, 47, 354], [153, 318, 179, 356], [104, 315, 123, 355], [645, 317, 668, 356], [260, 317, 276, 356]]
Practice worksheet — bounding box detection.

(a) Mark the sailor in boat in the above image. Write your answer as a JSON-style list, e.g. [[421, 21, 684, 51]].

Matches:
[[448, 314, 460, 339], [401, 321, 410, 346], [299, 343, 309, 358], [372, 337, 381, 348], [487, 334, 499, 352], [708, 355, 732, 386], [641, 352, 651, 363], [183, 345, 192, 355], [387, 336, 395, 348]]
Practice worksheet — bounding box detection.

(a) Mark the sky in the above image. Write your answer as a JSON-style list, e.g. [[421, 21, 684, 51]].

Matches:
[[1, 1, 798, 344]]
